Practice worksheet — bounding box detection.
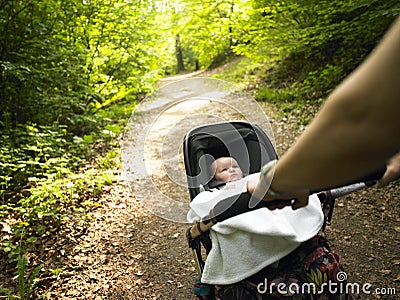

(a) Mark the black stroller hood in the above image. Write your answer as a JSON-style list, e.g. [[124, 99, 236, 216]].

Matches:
[[183, 121, 277, 200]]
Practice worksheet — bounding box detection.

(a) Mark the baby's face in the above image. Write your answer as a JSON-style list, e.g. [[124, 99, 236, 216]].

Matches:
[[212, 157, 243, 183]]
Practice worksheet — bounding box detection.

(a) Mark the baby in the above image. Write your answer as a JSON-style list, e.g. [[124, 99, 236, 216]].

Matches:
[[187, 156, 325, 286], [210, 156, 244, 183]]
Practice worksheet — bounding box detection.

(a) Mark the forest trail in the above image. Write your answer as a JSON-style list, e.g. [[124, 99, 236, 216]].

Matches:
[[41, 70, 400, 299]]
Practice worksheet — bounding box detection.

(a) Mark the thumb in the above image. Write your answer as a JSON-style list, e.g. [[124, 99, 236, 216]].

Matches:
[[291, 192, 309, 210]]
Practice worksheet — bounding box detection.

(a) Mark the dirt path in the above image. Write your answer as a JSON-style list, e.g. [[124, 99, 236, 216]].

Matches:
[[39, 73, 399, 299]]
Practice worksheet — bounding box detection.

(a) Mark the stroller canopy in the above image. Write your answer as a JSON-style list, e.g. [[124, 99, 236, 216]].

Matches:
[[183, 121, 277, 200]]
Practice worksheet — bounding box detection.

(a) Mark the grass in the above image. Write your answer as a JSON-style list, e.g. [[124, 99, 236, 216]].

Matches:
[[211, 56, 322, 127]]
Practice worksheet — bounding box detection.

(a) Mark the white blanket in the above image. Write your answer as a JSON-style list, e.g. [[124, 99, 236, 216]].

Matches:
[[187, 173, 324, 285]]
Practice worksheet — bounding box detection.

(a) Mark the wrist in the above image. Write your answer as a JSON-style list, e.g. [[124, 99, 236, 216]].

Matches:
[[260, 159, 283, 197], [259, 160, 310, 209], [260, 159, 304, 200]]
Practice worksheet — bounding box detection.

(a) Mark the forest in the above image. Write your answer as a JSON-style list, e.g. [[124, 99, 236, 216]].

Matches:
[[1, 0, 399, 298]]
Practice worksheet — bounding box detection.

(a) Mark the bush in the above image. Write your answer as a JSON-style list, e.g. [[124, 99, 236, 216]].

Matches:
[[0, 124, 87, 203]]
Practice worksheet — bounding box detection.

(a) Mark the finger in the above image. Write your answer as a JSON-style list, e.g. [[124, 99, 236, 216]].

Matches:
[[277, 202, 290, 209], [376, 178, 388, 188], [265, 200, 293, 210], [291, 195, 309, 210], [376, 169, 397, 188]]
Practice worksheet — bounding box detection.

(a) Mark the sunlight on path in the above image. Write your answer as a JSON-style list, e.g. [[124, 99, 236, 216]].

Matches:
[[122, 78, 274, 223]]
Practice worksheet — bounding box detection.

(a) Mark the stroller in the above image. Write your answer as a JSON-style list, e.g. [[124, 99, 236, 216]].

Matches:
[[183, 121, 383, 300]]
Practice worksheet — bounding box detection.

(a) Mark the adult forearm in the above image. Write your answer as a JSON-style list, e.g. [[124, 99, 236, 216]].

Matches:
[[272, 96, 396, 192], [270, 16, 400, 193]]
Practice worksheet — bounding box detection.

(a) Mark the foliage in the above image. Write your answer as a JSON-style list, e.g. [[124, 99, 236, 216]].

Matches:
[[164, 0, 240, 69], [232, 0, 400, 100], [1, 124, 82, 200], [0, 230, 42, 300], [0, 57, 128, 298], [1, 0, 399, 296], [0, 0, 162, 134], [162, 0, 399, 100], [0, 99, 126, 238], [17, 254, 42, 300], [0, 137, 117, 298], [211, 57, 262, 88], [2, 0, 397, 218]]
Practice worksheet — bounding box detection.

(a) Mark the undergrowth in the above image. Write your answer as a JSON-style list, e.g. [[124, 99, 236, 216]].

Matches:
[[212, 57, 323, 127], [0, 99, 134, 299]]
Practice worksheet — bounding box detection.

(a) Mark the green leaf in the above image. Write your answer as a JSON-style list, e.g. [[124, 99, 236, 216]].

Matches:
[[83, 135, 93, 143]]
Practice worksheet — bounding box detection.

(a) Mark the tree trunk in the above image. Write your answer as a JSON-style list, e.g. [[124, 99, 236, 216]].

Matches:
[[175, 34, 185, 72]]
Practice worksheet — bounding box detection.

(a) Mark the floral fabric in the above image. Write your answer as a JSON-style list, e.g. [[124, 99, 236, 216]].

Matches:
[[195, 235, 352, 300]]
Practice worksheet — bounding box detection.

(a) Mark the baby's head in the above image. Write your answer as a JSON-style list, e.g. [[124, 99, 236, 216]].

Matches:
[[210, 157, 244, 183]]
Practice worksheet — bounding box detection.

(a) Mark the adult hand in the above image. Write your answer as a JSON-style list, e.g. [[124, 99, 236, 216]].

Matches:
[[246, 169, 309, 210], [376, 152, 400, 188]]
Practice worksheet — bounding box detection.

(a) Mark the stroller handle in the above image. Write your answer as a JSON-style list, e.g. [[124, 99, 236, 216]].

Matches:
[[309, 164, 387, 194], [188, 165, 386, 240]]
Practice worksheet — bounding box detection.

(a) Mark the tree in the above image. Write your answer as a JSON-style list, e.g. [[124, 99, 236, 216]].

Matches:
[[230, 0, 400, 97], [0, 0, 165, 133], [166, 0, 240, 69], [175, 34, 186, 72]]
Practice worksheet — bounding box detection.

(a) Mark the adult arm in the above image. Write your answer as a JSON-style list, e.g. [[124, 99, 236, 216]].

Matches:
[[250, 16, 400, 208]]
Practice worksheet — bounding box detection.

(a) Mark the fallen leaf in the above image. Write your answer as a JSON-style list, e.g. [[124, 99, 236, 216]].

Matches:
[[378, 269, 391, 275], [1, 223, 12, 233]]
